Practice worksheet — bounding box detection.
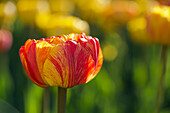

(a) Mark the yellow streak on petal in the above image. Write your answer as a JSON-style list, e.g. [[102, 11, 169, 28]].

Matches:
[[43, 43, 70, 87], [25, 39, 33, 54], [36, 41, 55, 84], [50, 45, 69, 87], [43, 58, 62, 86]]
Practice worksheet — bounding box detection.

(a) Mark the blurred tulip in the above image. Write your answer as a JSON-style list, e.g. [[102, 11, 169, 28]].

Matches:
[[17, 0, 50, 25], [127, 17, 151, 44], [0, 1, 16, 30], [146, 5, 170, 113], [72, 0, 110, 22], [0, 30, 13, 53], [103, 1, 140, 24], [48, 0, 74, 14], [17, 0, 74, 26], [35, 13, 90, 35], [19, 33, 103, 88], [17, 0, 38, 25], [3, 1, 16, 17], [98, 0, 141, 32], [0, 1, 16, 18], [146, 5, 170, 45]]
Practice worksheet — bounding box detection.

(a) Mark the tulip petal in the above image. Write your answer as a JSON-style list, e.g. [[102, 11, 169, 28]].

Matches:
[[45, 36, 63, 45], [25, 39, 35, 54], [86, 47, 103, 82], [19, 45, 46, 87], [19, 46, 30, 75], [43, 40, 96, 88], [26, 42, 47, 87], [35, 41, 55, 84], [79, 38, 99, 67]]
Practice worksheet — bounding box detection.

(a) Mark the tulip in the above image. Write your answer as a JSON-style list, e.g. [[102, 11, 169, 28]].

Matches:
[[103, 1, 140, 24], [0, 1, 16, 28], [19, 33, 103, 113], [72, 0, 109, 22], [146, 5, 170, 113], [98, 0, 140, 32], [17, 0, 38, 25], [35, 14, 90, 36], [146, 5, 170, 45], [19, 33, 103, 88]]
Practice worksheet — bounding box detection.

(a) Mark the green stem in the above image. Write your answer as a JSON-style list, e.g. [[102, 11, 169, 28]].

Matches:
[[41, 87, 50, 113], [58, 87, 67, 113], [155, 46, 168, 113]]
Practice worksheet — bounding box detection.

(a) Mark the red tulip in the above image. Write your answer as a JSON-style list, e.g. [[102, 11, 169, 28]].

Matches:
[[19, 33, 103, 88]]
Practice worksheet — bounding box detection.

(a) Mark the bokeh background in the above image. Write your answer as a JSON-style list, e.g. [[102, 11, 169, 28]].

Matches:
[[0, 0, 170, 113]]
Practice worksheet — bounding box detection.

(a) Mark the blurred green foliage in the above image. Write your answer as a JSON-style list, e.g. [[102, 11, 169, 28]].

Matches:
[[0, 0, 170, 113]]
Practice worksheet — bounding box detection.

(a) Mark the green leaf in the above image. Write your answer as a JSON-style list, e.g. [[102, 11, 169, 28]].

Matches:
[[0, 99, 20, 113]]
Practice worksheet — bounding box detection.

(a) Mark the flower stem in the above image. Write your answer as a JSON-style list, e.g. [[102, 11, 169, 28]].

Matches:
[[41, 87, 50, 113], [155, 45, 168, 113], [58, 87, 67, 113]]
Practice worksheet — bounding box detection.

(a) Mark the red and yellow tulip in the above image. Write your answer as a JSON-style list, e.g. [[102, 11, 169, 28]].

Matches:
[[19, 33, 103, 88]]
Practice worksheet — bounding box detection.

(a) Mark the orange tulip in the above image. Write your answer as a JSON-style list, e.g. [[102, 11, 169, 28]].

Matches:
[[19, 33, 103, 88], [103, 1, 140, 24], [146, 5, 170, 45]]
